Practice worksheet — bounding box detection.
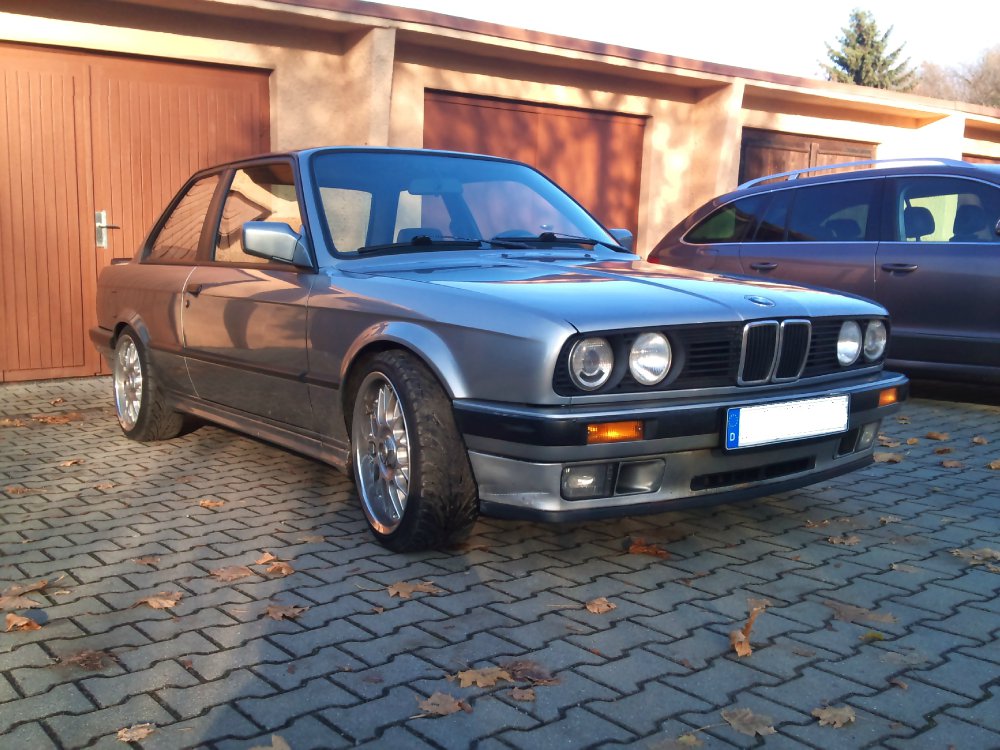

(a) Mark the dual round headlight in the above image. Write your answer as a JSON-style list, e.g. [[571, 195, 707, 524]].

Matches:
[[837, 320, 887, 366], [569, 333, 673, 391]]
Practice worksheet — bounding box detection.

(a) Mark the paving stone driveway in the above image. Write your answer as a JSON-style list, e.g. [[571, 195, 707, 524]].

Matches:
[[1, 377, 998, 750]]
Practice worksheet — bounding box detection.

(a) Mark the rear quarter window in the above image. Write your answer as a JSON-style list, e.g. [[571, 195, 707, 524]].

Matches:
[[684, 195, 764, 244], [146, 174, 220, 262]]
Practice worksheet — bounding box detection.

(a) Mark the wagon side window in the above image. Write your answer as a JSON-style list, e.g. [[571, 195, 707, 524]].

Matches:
[[214, 163, 302, 264], [146, 174, 220, 263]]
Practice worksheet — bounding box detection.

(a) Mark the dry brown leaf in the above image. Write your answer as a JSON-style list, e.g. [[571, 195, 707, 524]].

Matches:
[[132, 556, 160, 567], [248, 736, 292, 750], [211, 566, 255, 582], [905, 437, 919, 445], [0, 594, 44, 611], [873, 452, 903, 464], [626, 536, 670, 558], [2, 577, 57, 597], [729, 599, 769, 658], [941, 459, 964, 468], [116, 724, 156, 742], [824, 600, 896, 624], [812, 705, 856, 727], [387, 580, 442, 599], [255, 552, 277, 565], [972, 436, 989, 445], [510, 687, 535, 702], [926, 431, 950, 441], [59, 458, 83, 467], [49, 397, 66, 406], [889, 677, 908, 690], [828, 534, 861, 546], [896, 415, 910, 424], [804, 518, 831, 528], [877, 435, 900, 448], [452, 667, 512, 688], [61, 649, 113, 671], [721, 707, 776, 737], [94, 481, 115, 491], [264, 604, 308, 621], [585, 597, 617, 614], [989, 460, 1000, 471], [4, 485, 36, 495], [416, 692, 472, 717], [32, 411, 84, 425], [198, 499, 225, 509], [5, 613, 41, 632], [950, 547, 1000, 566], [879, 515, 902, 525], [0, 417, 29, 428], [934, 447, 953, 455], [132, 591, 183, 609], [502, 659, 559, 685], [265, 561, 294, 578]]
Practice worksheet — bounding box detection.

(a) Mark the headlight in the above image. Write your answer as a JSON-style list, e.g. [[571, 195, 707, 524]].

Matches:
[[629, 332, 672, 385], [863, 320, 887, 361], [837, 321, 862, 366], [569, 337, 614, 390]]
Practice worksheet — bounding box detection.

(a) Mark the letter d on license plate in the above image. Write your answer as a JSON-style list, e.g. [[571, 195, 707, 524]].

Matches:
[[725, 395, 849, 450]]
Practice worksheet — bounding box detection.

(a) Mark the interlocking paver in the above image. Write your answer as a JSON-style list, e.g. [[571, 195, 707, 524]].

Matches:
[[1, 377, 999, 748]]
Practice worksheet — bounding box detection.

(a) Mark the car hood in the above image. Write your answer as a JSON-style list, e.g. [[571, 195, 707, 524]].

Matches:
[[343, 251, 883, 331]]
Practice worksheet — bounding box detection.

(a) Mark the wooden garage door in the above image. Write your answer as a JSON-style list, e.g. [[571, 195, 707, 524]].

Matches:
[[0, 44, 269, 382], [423, 91, 646, 240], [739, 128, 876, 184]]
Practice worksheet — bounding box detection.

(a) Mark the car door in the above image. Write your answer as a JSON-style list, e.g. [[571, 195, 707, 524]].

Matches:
[[874, 175, 1000, 369], [738, 178, 882, 300], [181, 161, 315, 429]]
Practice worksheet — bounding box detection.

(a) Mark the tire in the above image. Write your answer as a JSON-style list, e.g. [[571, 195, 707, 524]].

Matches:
[[349, 350, 478, 551], [112, 328, 186, 441]]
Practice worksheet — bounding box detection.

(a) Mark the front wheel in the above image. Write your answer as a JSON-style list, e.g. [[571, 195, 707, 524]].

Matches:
[[350, 350, 478, 551], [113, 328, 186, 441]]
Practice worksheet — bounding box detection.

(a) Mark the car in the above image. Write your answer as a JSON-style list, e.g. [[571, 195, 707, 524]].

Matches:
[[648, 158, 1000, 383], [92, 147, 907, 551]]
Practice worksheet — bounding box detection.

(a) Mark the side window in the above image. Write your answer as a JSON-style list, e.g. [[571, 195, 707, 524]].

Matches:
[[215, 163, 302, 264], [894, 177, 1000, 243], [684, 195, 764, 244], [785, 180, 876, 242], [146, 174, 220, 262], [751, 190, 792, 242]]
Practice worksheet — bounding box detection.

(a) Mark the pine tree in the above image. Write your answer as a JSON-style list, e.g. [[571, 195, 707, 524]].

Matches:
[[823, 10, 916, 91]]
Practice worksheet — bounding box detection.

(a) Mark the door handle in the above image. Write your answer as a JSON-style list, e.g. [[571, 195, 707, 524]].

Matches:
[[749, 262, 778, 271], [881, 263, 918, 273], [95, 210, 121, 249], [187, 284, 204, 297]]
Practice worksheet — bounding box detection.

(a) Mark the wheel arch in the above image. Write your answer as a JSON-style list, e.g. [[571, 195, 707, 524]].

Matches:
[[111, 313, 153, 350]]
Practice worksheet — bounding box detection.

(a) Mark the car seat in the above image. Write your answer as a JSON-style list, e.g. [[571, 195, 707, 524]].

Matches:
[[903, 206, 935, 241], [950, 204, 988, 242]]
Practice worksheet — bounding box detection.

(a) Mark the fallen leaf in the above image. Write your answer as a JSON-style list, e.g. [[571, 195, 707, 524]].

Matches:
[[950, 547, 1000, 566], [812, 705, 856, 728], [989, 460, 1000, 471], [247, 736, 292, 750], [879, 515, 902, 525], [824, 600, 896, 624], [880, 649, 929, 667], [889, 677, 908, 690], [926, 431, 950, 441], [510, 687, 535, 702], [2, 577, 57, 597], [132, 556, 160, 567], [264, 604, 308, 621], [49, 397, 66, 406], [116, 724, 156, 742], [132, 591, 183, 609], [877, 435, 900, 448], [387, 581, 442, 599], [873, 453, 903, 464], [94, 481, 115, 491], [827, 534, 861, 546], [0, 417, 28, 428], [255, 552, 277, 565], [675, 735, 704, 748], [416, 692, 472, 717], [890, 563, 919, 573], [940, 459, 964, 469], [198, 499, 224, 509], [298, 534, 325, 543], [0, 594, 44, 610], [721, 707, 776, 737], [32, 411, 84, 425], [61, 650, 113, 671], [934, 447, 953, 455], [905, 437, 919, 445], [4, 485, 36, 495], [59, 458, 83, 467], [585, 597, 617, 614], [5, 613, 41, 631], [859, 631, 885, 642], [265, 561, 294, 578], [804, 518, 830, 528], [729, 598, 769, 658], [211, 566, 255, 582], [502, 659, 559, 685], [625, 536, 670, 558], [452, 667, 512, 688], [972, 436, 989, 445], [372, 606, 385, 614]]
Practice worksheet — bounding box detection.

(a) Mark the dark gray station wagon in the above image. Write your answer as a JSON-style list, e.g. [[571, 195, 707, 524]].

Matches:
[[92, 147, 907, 550]]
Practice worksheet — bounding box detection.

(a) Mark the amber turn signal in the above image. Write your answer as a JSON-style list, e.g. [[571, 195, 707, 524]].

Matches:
[[587, 420, 644, 444], [878, 388, 898, 407]]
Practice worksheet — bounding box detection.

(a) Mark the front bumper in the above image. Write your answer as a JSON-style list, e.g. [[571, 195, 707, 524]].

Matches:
[[454, 371, 908, 521]]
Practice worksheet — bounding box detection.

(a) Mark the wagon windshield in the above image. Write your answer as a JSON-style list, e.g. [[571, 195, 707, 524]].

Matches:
[[309, 150, 616, 255]]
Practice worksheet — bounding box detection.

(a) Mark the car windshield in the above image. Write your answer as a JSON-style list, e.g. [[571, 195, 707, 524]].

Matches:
[[309, 150, 616, 254]]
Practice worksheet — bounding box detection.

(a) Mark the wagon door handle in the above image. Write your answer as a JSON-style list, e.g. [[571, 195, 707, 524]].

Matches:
[[749, 262, 778, 271], [881, 263, 918, 273], [187, 284, 204, 296]]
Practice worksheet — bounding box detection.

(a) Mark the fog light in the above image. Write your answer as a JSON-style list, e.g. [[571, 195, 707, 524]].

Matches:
[[616, 460, 665, 494], [878, 388, 898, 407], [561, 464, 615, 500], [587, 420, 644, 444], [858, 421, 880, 450]]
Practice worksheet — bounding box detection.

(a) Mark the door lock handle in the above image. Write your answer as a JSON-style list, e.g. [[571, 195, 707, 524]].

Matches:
[[749, 261, 778, 271], [881, 263, 918, 273], [187, 284, 204, 297], [95, 210, 121, 249]]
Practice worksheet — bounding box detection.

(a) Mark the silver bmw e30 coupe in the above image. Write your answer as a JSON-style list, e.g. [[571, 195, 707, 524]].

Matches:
[[92, 147, 908, 551]]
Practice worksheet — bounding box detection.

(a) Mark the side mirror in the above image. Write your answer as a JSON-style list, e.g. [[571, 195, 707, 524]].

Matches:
[[608, 228, 634, 251], [242, 222, 312, 267]]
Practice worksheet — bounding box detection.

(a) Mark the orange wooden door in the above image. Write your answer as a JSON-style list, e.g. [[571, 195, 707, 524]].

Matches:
[[0, 44, 270, 382]]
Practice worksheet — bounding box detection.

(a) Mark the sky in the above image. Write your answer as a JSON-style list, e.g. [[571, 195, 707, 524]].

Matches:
[[361, 0, 999, 80]]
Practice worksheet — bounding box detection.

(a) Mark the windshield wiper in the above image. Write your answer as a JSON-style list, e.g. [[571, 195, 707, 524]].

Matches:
[[491, 231, 629, 253], [356, 235, 530, 255]]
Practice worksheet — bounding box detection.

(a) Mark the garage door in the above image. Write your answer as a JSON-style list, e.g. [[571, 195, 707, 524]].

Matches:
[[739, 128, 876, 184], [423, 91, 646, 240], [0, 44, 269, 382]]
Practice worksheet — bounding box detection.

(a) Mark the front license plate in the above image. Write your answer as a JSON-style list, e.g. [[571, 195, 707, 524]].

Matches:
[[725, 395, 849, 450]]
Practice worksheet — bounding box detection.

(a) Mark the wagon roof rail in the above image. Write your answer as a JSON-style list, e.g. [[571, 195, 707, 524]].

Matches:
[[738, 157, 971, 189]]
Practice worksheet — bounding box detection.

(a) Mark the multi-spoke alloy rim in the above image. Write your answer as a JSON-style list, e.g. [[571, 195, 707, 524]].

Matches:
[[352, 373, 411, 534], [113, 336, 143, 430]]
